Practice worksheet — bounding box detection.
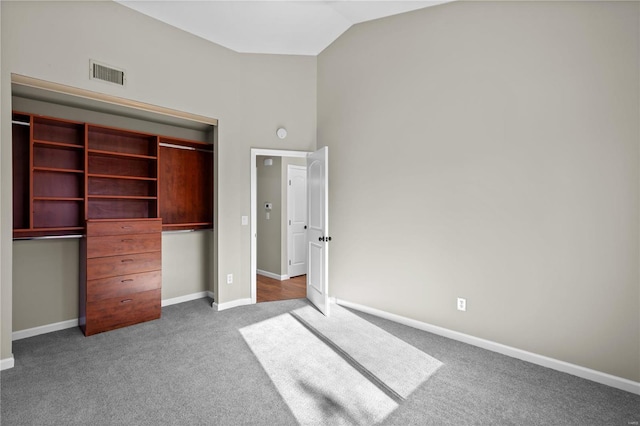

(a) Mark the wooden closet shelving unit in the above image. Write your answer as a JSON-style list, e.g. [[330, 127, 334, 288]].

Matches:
[[86, 124, 159, 221], [13, 110, 214, 335], [12, 111, 214, 237]]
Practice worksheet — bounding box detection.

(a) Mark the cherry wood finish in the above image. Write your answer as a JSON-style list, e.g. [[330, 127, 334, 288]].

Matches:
[[81, 218, 162, 336], [13, 113, 86, 237], [257, 274, 306, 303], [87, 218, 161, 236], [84, 289, 161, 336], [86, 125, 159, 221], [12, 113, 31, 232], [86, 252, 161, 281], [159, 137, 213, 231], [13, 112, 214, 237], [86, 233, 162, 259], [86, 270, 161, 303]]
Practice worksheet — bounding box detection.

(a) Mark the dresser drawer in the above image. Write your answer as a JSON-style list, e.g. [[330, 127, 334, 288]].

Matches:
[[87, 270, 161, 302], [86, 233, 161, 259], [87, 219, 162, 237], [87, 252, 161, 280], [84, 289, 161, 336]]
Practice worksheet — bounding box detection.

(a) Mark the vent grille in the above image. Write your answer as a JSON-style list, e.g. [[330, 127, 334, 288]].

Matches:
[[90, 60, 125, 86]]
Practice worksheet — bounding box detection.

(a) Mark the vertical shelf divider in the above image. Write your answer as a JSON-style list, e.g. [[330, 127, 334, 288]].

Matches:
[[84, 123, 89, 223], [28, 115, 34, 231]]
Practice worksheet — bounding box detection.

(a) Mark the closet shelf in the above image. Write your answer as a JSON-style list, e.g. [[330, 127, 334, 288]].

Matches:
[[34, 140, 84, 150], [33, 166, 84, 174], [88, 173, 157, 182], [88, 149, 157, 160], [88, 195, 157, 200], [33, 197, 84, 201]]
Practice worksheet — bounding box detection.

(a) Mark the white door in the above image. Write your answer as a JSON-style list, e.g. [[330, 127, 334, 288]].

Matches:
[[306, 147, 330, 316], [288, 165, 307, 278]]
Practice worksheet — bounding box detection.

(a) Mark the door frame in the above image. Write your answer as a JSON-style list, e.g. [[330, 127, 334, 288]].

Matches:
[[250, 148, 310, 304]]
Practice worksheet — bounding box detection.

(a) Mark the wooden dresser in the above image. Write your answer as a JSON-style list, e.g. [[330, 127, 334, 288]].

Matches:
[[80, 218, 162, 336]]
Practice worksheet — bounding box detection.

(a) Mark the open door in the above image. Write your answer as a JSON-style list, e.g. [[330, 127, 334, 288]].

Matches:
[[306, 147, 330, 316]]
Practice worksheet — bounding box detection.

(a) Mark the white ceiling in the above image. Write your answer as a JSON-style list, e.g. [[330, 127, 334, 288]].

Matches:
[[116, 1, 452, 56]]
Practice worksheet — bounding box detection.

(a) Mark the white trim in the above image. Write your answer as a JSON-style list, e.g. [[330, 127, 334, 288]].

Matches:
[[12, 74, 217, 126], [251, 148, 310, 305], [1, 357, 15, 371], [212, 298, 253, 311], [12, 319, 78, 341], [161, 291, 212, 307], [11, 292, 215, 341], [335, 298, 640, 396], [257, 269, 289, 281]]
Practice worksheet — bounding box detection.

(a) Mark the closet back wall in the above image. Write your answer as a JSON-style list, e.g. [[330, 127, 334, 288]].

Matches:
[[11, 97, 213, 332]]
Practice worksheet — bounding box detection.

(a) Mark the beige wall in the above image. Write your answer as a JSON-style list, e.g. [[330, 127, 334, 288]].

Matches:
[[257, 156, 282, 275], [13, 239, 79, 331], [161, 231, 213, 300], [318, 1, 639, 381], [1, 1, 316, 361]]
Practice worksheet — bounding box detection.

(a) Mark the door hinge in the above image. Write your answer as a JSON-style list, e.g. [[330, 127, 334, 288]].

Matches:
[[289, 180, 291, 185], [289, 260, 291, 265], [289, 220, 291, 225]]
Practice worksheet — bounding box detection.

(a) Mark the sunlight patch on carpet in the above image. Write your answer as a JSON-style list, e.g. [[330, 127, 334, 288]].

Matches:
[[240, 305, 443, 425], [241, 313, 397, 425], [292, 304, 443, 399]]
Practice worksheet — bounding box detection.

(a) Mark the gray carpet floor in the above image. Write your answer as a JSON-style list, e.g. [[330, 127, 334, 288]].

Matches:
[[1, 298, 639, 425]]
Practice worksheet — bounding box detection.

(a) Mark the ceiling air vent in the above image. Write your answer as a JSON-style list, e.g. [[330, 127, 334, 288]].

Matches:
[[90, 60, 125, 86]]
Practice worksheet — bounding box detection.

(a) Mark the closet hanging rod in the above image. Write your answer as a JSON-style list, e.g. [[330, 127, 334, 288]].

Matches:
[[162, 229, 196, 234], [14, 234, 83, 241], [12, 120, 30, 126], [159, 142, 212, 153]]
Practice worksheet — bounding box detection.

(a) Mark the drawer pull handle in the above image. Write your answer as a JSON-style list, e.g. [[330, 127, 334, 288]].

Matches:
[[121, 226, 133, 229], [121, 279, 134, 283], [121, 239, 134, 242], [121, 299, 133, 304], [121, 259, 134, 263]]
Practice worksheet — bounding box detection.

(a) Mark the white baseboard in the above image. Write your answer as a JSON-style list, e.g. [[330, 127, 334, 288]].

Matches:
[[1, 356, 15, 371], [212, 298, 253, 311], [334, 298, 640, 396], [161, 291, 213, 307], [12, 292, 215, 342], [257, 269, 289, 281], [12, 319, 78, 341]]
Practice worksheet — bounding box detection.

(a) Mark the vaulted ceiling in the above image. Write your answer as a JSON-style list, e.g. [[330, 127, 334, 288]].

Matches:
[[117, 1, 452, 56]]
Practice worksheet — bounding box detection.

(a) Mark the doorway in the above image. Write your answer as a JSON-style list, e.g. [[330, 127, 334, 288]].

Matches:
[[255, 155, 307, 302], [251, 149, 309, 304]]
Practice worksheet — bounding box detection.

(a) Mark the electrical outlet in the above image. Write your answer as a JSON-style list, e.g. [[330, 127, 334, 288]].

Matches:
[[457, 297, 466, 312], [227, 274, 233, 284]]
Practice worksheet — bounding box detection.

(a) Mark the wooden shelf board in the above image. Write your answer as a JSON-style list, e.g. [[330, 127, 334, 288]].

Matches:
[[88, 149, 157, 160], [14, 226, 84, 233], [88, 195, 157, 200], [33, 166, 84, 174], [33, 197, 84, 201], [87, 173, 157, 182], [33, 140, 84, 150]]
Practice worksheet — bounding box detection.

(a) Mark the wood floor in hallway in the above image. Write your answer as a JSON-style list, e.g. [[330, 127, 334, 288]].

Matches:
[[257, 274, 306, 302]]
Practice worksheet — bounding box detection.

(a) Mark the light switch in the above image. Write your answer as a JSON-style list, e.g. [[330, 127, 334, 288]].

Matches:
[[266, 212, 270, 220], [241, 216, 248, 226]]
